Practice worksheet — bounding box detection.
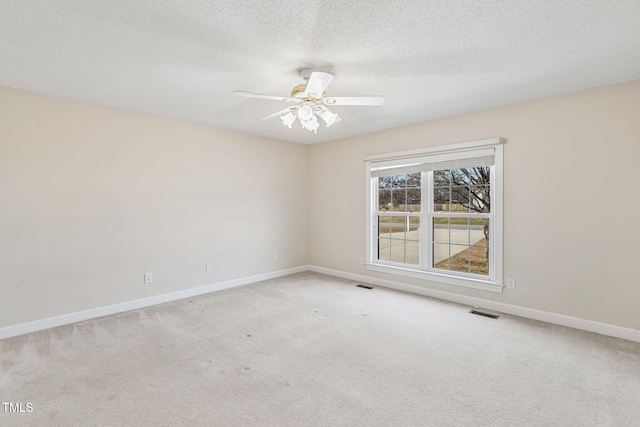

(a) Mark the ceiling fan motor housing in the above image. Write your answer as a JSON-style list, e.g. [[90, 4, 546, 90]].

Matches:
[[290, 84, 308, 99]]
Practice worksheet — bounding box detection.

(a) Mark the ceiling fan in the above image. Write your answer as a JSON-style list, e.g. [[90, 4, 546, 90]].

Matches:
[[233, 68, 385, 133]]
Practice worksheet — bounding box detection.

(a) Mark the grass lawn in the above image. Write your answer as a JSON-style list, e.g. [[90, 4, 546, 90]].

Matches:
[[434, 217, 486, 226], [434, 238, 489, 275]]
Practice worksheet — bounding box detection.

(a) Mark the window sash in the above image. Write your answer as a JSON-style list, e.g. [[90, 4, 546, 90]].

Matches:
[[374, 174, 492, 279]]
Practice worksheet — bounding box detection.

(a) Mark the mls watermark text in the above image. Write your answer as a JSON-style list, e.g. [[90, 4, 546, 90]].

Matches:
[[2, 402, 33, 413]]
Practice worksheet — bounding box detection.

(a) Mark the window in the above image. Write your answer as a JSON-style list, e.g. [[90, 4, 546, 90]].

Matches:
[[365, 138, 503, 293]]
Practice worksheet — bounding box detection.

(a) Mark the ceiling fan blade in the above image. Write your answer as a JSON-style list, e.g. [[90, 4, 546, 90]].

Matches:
[[233, 91, 298, 103], [304, 72, 334, 98], [261, 107, 296, 120], [323, 96, 386, 106]]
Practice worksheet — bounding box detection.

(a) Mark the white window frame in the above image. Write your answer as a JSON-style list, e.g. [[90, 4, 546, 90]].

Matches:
[[364, 138, 504, 293]]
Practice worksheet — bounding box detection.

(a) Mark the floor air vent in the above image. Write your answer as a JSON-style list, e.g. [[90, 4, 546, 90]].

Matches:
[[470, 310, 500, 319], [356, 284, 374, 289]]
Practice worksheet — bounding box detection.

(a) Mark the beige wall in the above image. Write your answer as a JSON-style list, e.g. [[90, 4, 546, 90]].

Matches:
[[308, 79, 640, 331], [0, 87, 308, 328], [2, 80, 639, 333]]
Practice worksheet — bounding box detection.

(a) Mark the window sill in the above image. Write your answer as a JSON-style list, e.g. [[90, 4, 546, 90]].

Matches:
[[365, 263, 504, 293]]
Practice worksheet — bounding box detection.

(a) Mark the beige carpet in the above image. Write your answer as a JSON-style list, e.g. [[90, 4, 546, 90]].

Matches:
[[1, 272, 639, 426]]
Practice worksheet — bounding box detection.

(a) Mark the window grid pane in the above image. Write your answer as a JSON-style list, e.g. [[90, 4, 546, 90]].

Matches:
[[376, 174, 421, 213], [432, 217, 489, 276], [376, 214, 420, 265]]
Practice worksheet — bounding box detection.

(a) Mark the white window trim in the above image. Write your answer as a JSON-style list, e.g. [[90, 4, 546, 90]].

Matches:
[[364, 138, 504, 293]]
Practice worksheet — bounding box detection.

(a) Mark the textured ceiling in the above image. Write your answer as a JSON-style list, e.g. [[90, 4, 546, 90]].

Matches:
[[2, 1, 640, 144]]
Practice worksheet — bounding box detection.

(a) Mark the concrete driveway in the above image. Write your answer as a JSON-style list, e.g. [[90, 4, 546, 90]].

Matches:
[[378, 228, 485, 264]]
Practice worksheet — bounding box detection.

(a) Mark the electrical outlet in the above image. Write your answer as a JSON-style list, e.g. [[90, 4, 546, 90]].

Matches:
[[359, 257, 365, 264], [144, 273, 153, 284], [506, 278, 516, 290], [206, 263, 213, 273], [272, 253, 278, 262]]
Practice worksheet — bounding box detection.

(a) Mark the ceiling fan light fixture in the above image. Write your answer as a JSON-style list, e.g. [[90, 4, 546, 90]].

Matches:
[[299, 113, 319, 133], [280, 111, 296, 128], [316, 106, 340, 127], [279, 105, 321, 133], [296, 102, 315, 121]]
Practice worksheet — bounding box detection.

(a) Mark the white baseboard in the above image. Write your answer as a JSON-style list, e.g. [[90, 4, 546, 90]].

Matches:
[[308, 265, 640, 343], [3, 264, 638, 344], [0, 266, 308, 341]]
